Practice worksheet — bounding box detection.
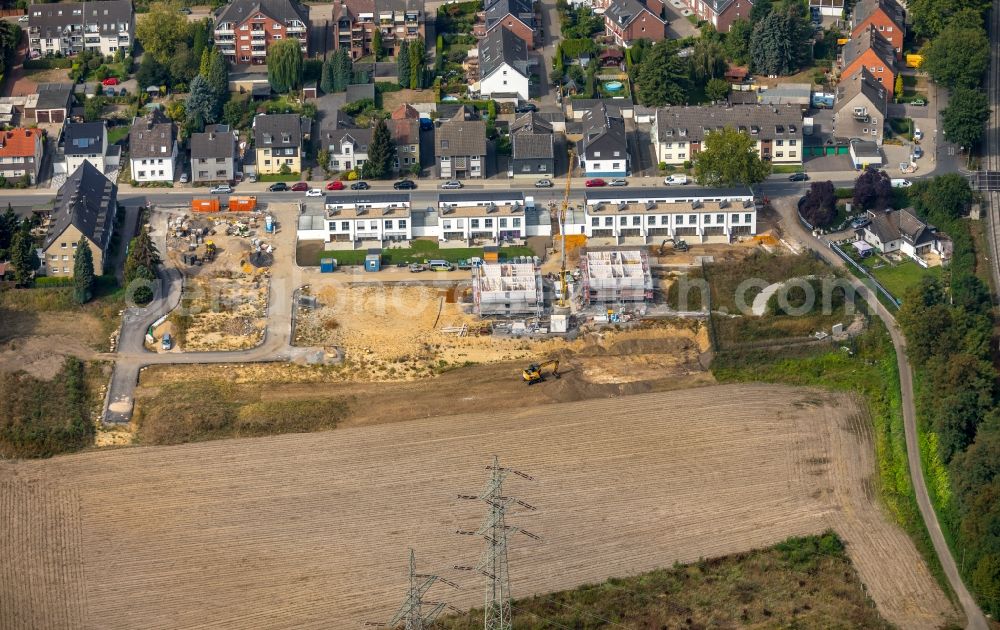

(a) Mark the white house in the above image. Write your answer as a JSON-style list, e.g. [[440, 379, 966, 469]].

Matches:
[[298, 193, 412, 248], [63, 120, 118, 176], [320, 127, 371, 173], [477, 25, 530, 102], [27, 0, 134, 58], [563, 187, 758, 244], [861, 208, 951, 267], [577, 102, 629, 177], [435, 191, 540, 244], [128, 109, 178, 183]]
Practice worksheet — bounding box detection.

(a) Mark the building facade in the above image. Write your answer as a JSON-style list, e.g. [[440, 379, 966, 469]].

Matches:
[[652, 104, 804, 166], [129, 109, 178, 183], [436, 108, 486, 179], [253, 113, 305, 175], [840, 25, 897, 99], [42, 161, 117, 277], [331, 0, 426, 60], [190, 124, 238, 183], [851, 0, 905, 59], [578, 102, 629, 177], [680, 0, 752, 32], [297, 193, 412, 246], [388, 104, 420, 173], [64, 121, 109, 177], [478, 26, 530, 101], [27, 0, 134, 58], [214, 0, 310, 65], [479, 0, 535, 49], [0, 128, 43, 185], [833, 67, 887, 144], [603, 0, 667, 46], [320, 128, 371, 172], [509, 112, 555, 177]]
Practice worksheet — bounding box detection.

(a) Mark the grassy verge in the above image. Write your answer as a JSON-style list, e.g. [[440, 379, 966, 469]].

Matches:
[[711, 325, 953, 600], [432, 531, 890, 629], [133, 377, 349, 445], [107, 126, 129, 145], [299, 240, 535, 266], [771, 164, 804, 174], [257, 172, 303, 182]]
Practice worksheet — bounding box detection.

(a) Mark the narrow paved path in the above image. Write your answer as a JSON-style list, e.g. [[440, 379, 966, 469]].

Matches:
[[772, 197, 989, 630]]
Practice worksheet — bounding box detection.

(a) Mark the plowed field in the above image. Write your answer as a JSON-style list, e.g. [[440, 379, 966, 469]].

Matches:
[[0, 384, 953, 629]]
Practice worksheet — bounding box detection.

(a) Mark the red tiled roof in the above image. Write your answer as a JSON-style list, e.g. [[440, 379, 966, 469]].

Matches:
[[0, 128, 39, 157], [391, 103, 420, 120]]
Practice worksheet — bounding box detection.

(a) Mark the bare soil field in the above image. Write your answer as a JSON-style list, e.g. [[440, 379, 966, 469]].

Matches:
[[0, 384, 953, 629], [0, 310, 104, 377]]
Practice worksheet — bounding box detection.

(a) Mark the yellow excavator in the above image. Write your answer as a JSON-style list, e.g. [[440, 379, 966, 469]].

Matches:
[[522, 360, 560, 385]]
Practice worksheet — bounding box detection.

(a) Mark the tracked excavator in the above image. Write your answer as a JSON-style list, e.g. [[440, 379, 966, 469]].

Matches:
[[522, 360, 560, 385]]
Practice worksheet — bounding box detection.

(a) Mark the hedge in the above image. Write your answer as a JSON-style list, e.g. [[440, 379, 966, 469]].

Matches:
[[24, 58, 73, 70]]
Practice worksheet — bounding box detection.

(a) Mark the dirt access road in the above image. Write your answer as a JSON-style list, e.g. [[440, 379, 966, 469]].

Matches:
[[0, 384, 953, 630], [772, 195, 988, 630]]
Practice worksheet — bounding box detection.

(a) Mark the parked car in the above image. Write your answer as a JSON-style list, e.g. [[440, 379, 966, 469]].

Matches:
[[850, 216, 871, 229], [17, 15, 29, 22], [609, 178, 628, 187], [534, 179, 553, 188], [514, 103, 537, 113], [305, 188, 323, 197], [290, 182, 309, 192], [267, 182, 289, 192], [911, 98, 927, 106], [419, 119, 434, 131], [102, 77, 119, 86], [394, 179, 417, 190], [408, 263, 426, 272], [440, 180, 463, 189], [913, 127, 923, 141], [209, 184, 233, 194], [326, 180, 345, 190], [913, 145, 924, 159], [179, 172, 189, 184], [161, 333, 173, 351], [179, 6, 191, 13], [351, 181, 370, 190], [664, 175, 688, 185], [788, 172, 809, 182], [891, 178, 912, 188], [585, 178, 606, 187]]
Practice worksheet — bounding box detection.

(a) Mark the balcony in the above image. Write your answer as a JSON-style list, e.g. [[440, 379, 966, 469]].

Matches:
[[286, 25, 306, 33], [215, 27, 235, 35], [251, 49, 267, 56]]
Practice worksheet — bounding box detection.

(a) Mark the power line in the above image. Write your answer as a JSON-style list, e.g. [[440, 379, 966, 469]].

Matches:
[[455, 455, 539, 630], [368, 548, 460, 630]]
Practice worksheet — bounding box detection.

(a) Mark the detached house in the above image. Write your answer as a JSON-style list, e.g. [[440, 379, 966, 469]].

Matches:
[[253, 113, 306, 175], [603, 0, 667, 46], [0, 128, 43, 185], [578, 102, 629, 177], [436, 107, 487, 179], [321, 127, 372, 172], [129, 109, 178, 184], [42, 162, 117, 277], [509, 112, 554, 178], [861, 208, 951, 266], [841, 25, 898, 99], [64, 121, 119, 177], [478, 26, 530, 101], [214, 0, 310, 65], [680, 0, 752, 32], [190, 124, 238, 183], [27, 0, 134, 58], [851, 0, 905, 59], [479, 0, 535, 49], [652, 105, 803, 167], [833, 67, 887, 145], [331, 0, 426, 60], [388, 104, 420, 173]]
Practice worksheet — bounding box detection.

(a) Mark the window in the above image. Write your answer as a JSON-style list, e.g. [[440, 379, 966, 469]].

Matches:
[[591, 217, 599, 226], [688, 214, 697, 223], [62, 254, 68, 261], [398, 220, 407, 229], [60, 242, 67, 248], [512, 218, 521, 228], [731, 214, 739, 223], [619, 216, 627, 225], [471, 219, 479, 228], [72, 242, 77, 249], [676, 215, 683, 225], [790, 151, 797, 157], [612, 162, 620, 170], [660, 216, 669, 225], [647, 216, 655, 224], [716, 214, 724, 223], [604, 217, 613, 226], [776, 140, 783, 147], [744, 213, 752, 222], [384, 220, 392, 229], [631, 216, 640, 226], [138, 171, 146, 177], [499, 218, 508, 228], [776, 151, 783, 158], [789, 140, 796, 146], [484, 218, 493, 228], [705, 215, 711, 224]]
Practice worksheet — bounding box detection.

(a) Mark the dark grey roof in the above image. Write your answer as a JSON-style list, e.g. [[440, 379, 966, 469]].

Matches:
[[436, 111, 486, 157], [129, 109, 176, 159], [585, 186, 754, 202], [253, 113, 304, 149], [64, 121, 106, 156], [536, 111, 566, 124], [835, 67, 887, 116], [851, 140, 881, 157], [604, 0, 660, 28], [842, 25, 896, 70], [479, 26, 529, 80], [322, 128, 373, 151], [216, 0, 309, 26], [728, 90, 758, 105], [853, 0, 904, 30], [438, 191, 525, 204], [579, 103, 627, 160], [484, 0, 533, 30], [346, 83, 376, 103], [325, 193, 411, 205], [191, 125, 237, 160], [512, 133, 553, 160], [35, 83, 73, 111], [29, 0, 132, 39], [511, 112, 553, 135], [44, 161, 117, 251], [699, 0, 742, 15], [654, 104, 802, 143], [866, 208, 930, 245]]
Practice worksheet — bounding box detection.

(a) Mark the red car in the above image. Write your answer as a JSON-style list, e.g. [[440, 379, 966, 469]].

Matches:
[[585, 178, 606, 187], [290, 182, 310, 192], [102, 77, 119, 86], [325, 181, 345, 191]]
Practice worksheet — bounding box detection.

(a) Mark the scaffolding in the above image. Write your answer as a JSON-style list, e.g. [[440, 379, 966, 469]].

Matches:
[[471, 263, 543, 317], [580, 249, 654, 305]]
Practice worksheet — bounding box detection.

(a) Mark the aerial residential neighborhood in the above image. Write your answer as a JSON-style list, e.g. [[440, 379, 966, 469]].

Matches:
[[1, 0, 999, 627]]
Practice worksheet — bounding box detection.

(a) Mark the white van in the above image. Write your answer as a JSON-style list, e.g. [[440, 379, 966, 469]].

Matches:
[[890, 178, 912, 188], [664, 174, 688, 186], [428, 260, 453, 271]]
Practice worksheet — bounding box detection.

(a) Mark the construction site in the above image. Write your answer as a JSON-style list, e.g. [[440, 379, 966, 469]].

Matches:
[[471, 262, 544, 317], [153, 200, 280, 352]]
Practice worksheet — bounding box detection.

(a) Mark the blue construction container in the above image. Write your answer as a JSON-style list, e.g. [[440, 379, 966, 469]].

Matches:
[[320, 258, 336, 273], [364, 248, 382, 272]]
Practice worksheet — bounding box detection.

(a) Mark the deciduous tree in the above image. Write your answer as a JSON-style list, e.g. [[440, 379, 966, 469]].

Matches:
[[921, 24, 990, 89], [799, 181, 837, 227], [693, 127, 770, 186], [136, 2, 190, 64], [852, 166, 892, 211], [942, 87, 990, 149], [705, 78, 729, 102], [267, 39, 304, 94]]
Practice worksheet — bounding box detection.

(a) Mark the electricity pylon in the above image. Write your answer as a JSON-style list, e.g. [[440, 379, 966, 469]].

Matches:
[[369, 548, 459, 630]]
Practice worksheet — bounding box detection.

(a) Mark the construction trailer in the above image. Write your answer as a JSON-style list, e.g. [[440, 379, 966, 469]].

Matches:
[[472, 262, 543, 317], [580, 248, 654, 305]]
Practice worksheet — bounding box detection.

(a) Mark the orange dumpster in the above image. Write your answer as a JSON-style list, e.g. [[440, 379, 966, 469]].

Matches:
[[228, 196, 257, 212], [191, 198, 221, 212]]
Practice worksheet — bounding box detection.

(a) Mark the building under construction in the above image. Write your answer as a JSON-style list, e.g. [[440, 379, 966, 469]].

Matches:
[[580, 249, 654, 305], [472, 262, 543, 317]]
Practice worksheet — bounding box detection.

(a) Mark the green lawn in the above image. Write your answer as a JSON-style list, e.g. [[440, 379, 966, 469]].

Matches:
[[771, 164, 804, 174], [309, 241, 535, 266], [107, 126, 129, 145], [864, 257, 942, 300], [258, 172, 302, 182]]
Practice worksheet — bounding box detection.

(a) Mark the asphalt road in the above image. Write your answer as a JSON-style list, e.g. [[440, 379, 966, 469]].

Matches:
[[772, 197, 989, 630]]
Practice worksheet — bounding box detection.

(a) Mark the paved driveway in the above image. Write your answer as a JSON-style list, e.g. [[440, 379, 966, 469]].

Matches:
[[663, 0, 700, 38]]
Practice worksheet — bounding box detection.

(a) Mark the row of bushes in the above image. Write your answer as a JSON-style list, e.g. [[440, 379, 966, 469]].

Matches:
[[23, 57, 73, 70]]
